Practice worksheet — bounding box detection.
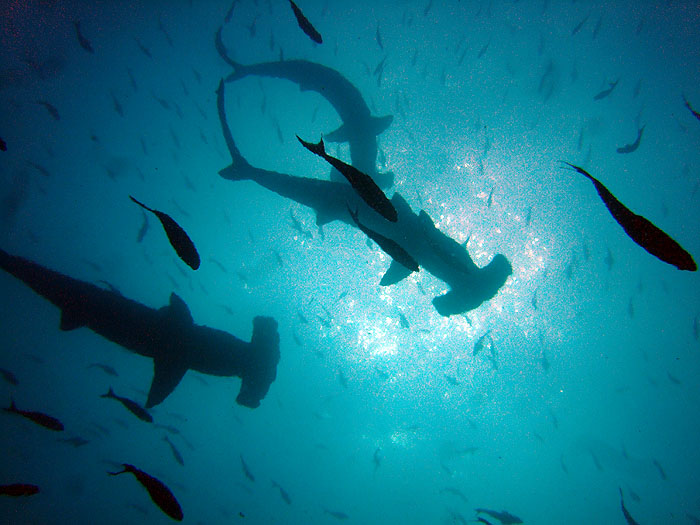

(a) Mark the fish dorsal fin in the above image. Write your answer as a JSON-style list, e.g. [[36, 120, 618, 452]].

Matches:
[[168, 293, 193, 325], [60, 309, 85, 331], [380, 260, 413, 286], [146, 358, 188, 408]]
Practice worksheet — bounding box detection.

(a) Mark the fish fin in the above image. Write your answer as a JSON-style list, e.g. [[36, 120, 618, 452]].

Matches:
[[218, 163, 251, 181], [59, 308, 85, 331], [146, 358, 188, 408], [370, 114, 393, 135], [168, 293, 193, 325], [296, 135, 325, 156], [380, 260, 413, 286], [236, 316, 280, 408], [100, 387, 114, 398]]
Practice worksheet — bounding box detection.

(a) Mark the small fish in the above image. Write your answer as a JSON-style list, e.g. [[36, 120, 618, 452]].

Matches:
[[652, 459, 667, 480], [376, 26, 384, 50], [26, 161, 51, 177], [289, 0, 322, 44], [240, 454, 255, 482], [101, 387, 152, 423], [58, 436, 89, 447], [440, 486, 469, 503], [0, 367, 18, 385], [4, 399, 63, 431], [0, 484, 40, 497], [271, 479, 292, 504], [571, 12, 590, 35], [130, 196, 200, 270], [616, 125, 645, 154], [0, 137, 6, 151], [619, 487, 640, 525], [164, 435, 184, 466], [109, 464, 182, 521], [137, 210, 149, 243], [593, 79, 619, 100], [346, 206, 418, 274], [323, 508, 349, 520], [444, 374, 460, 386], [297, 136, 397, 222], [398, 312, 410, 329], [683, 94, 700, 122], [134, 38, 152, 58], [36, 100, 60, 120], [110, 91, 124, 117], [87, 363, 118, 376], [473, 331, 491, 356], [372, 448, 381, 472], [475, 508, 523, 524], [74, 21, 94, 53], [562, 162, 696, 271]]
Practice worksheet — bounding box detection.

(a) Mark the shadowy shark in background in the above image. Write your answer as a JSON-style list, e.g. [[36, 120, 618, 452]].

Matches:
[[215, 27, 394, 189], [0, 248, 280, 409], [216, 79, 511, 316]]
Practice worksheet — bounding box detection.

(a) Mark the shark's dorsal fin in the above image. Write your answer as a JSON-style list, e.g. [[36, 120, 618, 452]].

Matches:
[[60, 309, 85, 331], [146, 358, 188, 408], [168, 293, 193, 325], [380, 260, 413, 286]]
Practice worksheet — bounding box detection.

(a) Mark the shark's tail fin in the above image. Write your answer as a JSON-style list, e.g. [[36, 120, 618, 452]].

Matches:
[[100, 387, 115, 399], [236, 316, 280, 408], [296, 135, 325, 157]]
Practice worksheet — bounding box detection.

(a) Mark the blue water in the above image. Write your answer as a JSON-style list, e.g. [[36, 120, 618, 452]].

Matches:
[[1, 1, 699, 523]]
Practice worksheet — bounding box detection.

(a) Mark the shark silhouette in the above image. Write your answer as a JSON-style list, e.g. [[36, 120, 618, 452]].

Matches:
[[216, 80, 511, 316], [0, 248, 280, 408], [215, 28, 394, 188]]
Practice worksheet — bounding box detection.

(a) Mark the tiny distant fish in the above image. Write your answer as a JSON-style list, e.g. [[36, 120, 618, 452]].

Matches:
[[36, 100, 60, 120], [0, 367, 18, 385], [137, 210, 149, 243], [4, 398, 64, 431], [58, 436, 89, 447], [562, 162, 696, 271], [652, 459, 667, 480], [593, 79, 619, 100], [619, 487, 640, 525], [101, 387, 152, 423], [398, 312, 409, 329], [372, 447, 381, 472], [0, 137, 6, 151], [0, 483, 40, 497], [74, 21, 94, 53], [134, 38, 152, 58], [271, 479, 292, 505], [571, 12, 590, 35], [683, 94, 700, 122], [473, 331, 491, 356], [109, 464, 183, 521], [87, 363, 118, 377], [129, 196, 200, 270], [26, 161, 51, 177], [240, 454, 255, 482], [616, 125, 645, 154], [110, 91, 124, 117], [164, 435, 184, 466], [288, 0, 323, 44], [323, 508, 349, 520], [376, 26, 383, 50], [439, 486, 469, 503], [444, 374, 460, 386]]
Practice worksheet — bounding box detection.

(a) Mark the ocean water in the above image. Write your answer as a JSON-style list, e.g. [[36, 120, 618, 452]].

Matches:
[[1, 0, 699, 523]]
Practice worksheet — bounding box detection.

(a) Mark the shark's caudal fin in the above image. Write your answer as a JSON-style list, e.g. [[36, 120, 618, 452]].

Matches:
[[296, 135, 326, 156], [145, 293, 191, 408], [325, 115, 393, 142], [236, 316, 280, 408]]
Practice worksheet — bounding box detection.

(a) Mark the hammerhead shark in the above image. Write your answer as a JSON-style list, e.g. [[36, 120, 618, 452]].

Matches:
[[216, 80, 511, 316], [0, 247, 280, 409]]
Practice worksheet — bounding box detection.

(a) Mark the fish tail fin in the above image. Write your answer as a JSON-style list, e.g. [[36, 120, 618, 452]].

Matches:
[[101, 387, 114, 399], [5, 397, 16, 412], [296, 135, 325, 156], [236, 316, 280, 408], [107, 464, 129, 476]]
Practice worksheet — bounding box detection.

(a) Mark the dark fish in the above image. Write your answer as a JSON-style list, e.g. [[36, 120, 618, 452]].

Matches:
[[271, 479, 292, 504], [683, 94, 700, 122], [347, 206, 418, 275], [616, 125, 645, 154], [74, 21, 94, 53], [477, 518, 494, 525], [398, 312, 409, 329], [593, 79, 619, 100], [0, 367, 18, 385], [240, 454, 255, 482], [562, 162, 696, 271], [376, 26, 383, 50], [0, 137, 5, 151], [129, 196, 200, 270], [652, 459, 667, 480], [477, 38, 491, 59], [475, 508, 523, 524], [101, 387, 153, 423], [137, 210, 149, 243], [109, 464, 183, 521], [289, 0, 322, 44], [4, 399, 64, 431], [619, 488, 640, 525], [26, 161, 51, 177], [440, 486, 469, 503], [323, 508, 349, 520], [298, 136, 397, 222], [134, 38, 152, 58], [372, 448, 381, 472], [164, 436, 184, 466], [0, 484, 39, 497], [473, 331, 491, 356], [88, 363, 118, 376], [571, 13, 590, 35], [58, 436, 89, 447], [36, 100, 60, 120], [110, 91, 124, 117]]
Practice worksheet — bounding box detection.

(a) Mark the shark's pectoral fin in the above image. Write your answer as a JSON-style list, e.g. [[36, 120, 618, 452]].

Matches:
[[371, 114, 393, 135], [380, 260, 413, 286], [60, 309, 85, 331], [146, 357, 188, 408]]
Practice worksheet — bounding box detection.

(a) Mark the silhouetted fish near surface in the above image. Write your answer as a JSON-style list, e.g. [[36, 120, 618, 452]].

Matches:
[[101, 387, 153, 423], [4, 399, 64, 431], [73, 21, 94, 53], [109, 464, 183, 521], [619, 488, 640, 525], [271, 479, 292, 504], [0, 484, 39, 496], [683, 94, 700, 122], [36, 100, 60, 120], [163, 435, 184, 466], [240, 454, 255, 482], [616, 125, 645, 154], [475, 508, 523, 524], [289, 0, 322, 44], [593, 79, 619, 100], [129, 196, 200, 270], [0, 367, 18, 385], [297, 136, 397, 222], [323, 508, 349, 520], [347, 206, 418, 277], [562, 162, 696, 271]]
